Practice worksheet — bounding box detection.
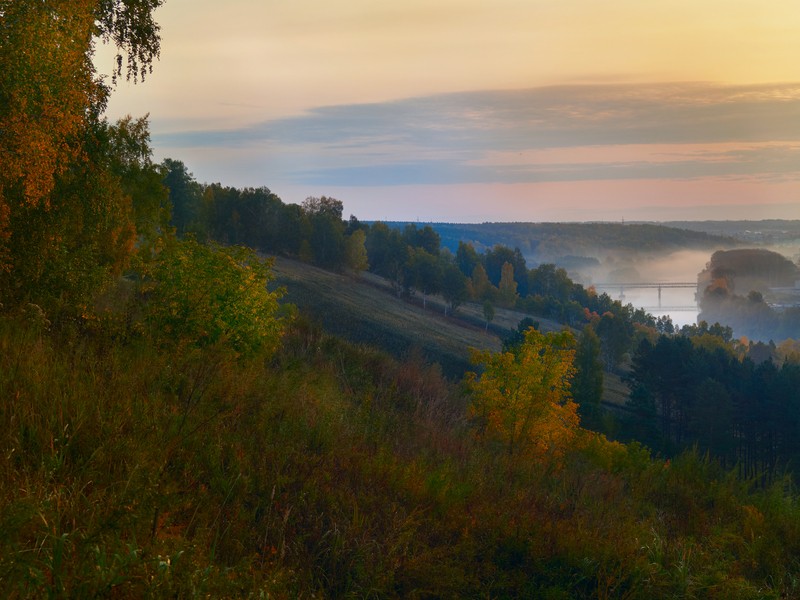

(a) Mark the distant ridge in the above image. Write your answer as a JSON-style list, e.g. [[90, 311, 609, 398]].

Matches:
[[657, 220, 800, 245], [378, 221, 737, 262]]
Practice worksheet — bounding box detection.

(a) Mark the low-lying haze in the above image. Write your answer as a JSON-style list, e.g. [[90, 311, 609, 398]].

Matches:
[[558, 249, 713, 327]]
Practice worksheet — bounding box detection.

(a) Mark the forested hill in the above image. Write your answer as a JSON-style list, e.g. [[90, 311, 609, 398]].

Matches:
[[660, 219, 800, 245], [381, 221, 736, 262]]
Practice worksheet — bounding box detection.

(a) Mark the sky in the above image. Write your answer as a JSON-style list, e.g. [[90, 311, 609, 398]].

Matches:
[[97, 0, 800, 223]]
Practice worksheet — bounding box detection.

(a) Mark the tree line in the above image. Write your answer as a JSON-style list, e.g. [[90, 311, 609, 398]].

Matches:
[[160, 161, 660, 367], [624, 328, 800, 484], [160, 162, 800, 481]]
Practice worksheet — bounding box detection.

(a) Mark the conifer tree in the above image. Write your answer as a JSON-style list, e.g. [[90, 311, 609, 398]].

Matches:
[[572, 325, 604, 428]]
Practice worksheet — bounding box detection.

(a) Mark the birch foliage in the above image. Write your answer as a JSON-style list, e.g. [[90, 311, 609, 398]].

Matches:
[[468, 328, 579, 460]]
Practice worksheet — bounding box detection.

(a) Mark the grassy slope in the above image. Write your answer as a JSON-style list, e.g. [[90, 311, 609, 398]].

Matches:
[[4, 312, 798, 598], [270, 257, 571, 378], [272, 256, 630, 406], [4, 274, 800, 597]]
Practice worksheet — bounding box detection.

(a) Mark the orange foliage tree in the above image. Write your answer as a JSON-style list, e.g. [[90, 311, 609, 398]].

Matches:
[[467, 328, 580, 460], [0, 0, 164, 313], [0, 1, 97, 232]]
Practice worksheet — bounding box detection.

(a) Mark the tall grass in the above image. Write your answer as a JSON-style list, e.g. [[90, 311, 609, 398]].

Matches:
[[2, 311, 800, 597]]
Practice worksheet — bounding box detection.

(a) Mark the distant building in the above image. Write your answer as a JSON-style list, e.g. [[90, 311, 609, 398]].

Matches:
[[766, 280, 800, 311]]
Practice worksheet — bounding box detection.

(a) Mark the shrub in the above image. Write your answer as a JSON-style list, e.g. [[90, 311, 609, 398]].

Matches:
[[141, 238, 287, 357]]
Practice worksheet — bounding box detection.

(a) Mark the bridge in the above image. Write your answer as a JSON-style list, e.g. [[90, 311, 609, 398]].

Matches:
[[592, 282, 698, 309], [637, 305, 699, 312]]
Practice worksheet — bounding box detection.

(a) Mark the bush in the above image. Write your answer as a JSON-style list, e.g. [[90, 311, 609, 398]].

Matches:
[[141, 238, 287, 357]]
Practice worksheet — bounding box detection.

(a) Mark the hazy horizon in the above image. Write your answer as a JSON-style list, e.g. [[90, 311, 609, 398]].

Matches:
[[97, 2, 800, 222]]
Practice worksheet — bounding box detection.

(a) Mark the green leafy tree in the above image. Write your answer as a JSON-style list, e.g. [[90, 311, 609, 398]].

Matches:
[[497, 261, 518, 308], [656, 315, 675, 334], [441, 262, 468, 316], [503, 317, 539, 352], [456, 241, 481, 277], [202, 184, 234, 242], [5, 132, 137, 313], [162, 158, 202, 236], [236, 187, 285, 251], [302, 196, 345, 269], [142, 239, 287, 358], [345, 214, 365, 235], [276, 203, 306, 256], [106, 116, 170, 250], [408, 247, 442, 308], [366, 222, 408, 295], [0, 112, 177, 313], [95, 0, 165, 84], [344, 229, 369, 275], [529, 263, 573, 303], [485, 245, 528, 296], [403, 223, 440, 255]]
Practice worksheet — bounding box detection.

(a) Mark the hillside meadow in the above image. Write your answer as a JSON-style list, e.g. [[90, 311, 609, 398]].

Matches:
[[3, 285, 800, 597], [271, 255, 631, 409], [4, 3, 800, 595]]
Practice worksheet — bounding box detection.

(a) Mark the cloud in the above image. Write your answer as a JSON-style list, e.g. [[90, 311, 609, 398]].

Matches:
[[152, 82, 800, 188]]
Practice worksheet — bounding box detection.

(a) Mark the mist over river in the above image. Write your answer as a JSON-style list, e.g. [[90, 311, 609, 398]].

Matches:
[[579, 249, 710, 328], [615, 286, 698, 328]]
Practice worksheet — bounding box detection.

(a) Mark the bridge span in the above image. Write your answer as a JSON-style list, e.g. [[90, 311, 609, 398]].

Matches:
[[592, 282, 698, 309]]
